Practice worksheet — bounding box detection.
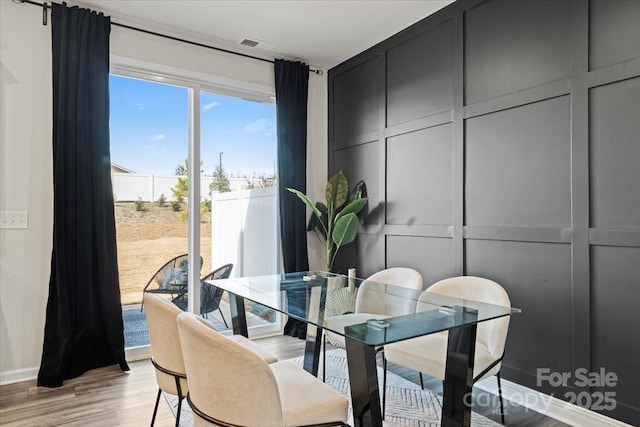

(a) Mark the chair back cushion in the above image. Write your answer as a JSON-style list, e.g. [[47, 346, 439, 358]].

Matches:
[[145, 254, 205, 293], [421, 276, 511, 359], [176, 312, 284, 426], [356, 267, 424, 316], [151, 254, 188, 290], [143, 293, 188, 396], [160, 267, 184, 289]]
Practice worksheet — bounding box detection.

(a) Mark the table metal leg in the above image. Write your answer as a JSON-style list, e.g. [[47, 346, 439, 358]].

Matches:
[[228, 293, 248, 337], [303, 325, 323, 375], [345, 338, 383, 427], [302, 284, 327, 376], [441, 324, 477, 427]]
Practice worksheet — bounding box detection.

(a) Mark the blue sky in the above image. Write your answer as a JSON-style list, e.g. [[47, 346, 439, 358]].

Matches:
[[109, 74, 277, 177]]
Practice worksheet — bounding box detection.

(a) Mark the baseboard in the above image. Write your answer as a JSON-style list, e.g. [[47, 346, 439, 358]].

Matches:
[[0, 367, 39, 386], [475, 376, 632, 427], [125, 344, 152, 362], [1, 346, 153, 385]]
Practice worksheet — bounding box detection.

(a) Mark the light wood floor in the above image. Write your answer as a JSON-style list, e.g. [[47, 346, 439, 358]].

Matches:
[[0, 335, 565, 427]]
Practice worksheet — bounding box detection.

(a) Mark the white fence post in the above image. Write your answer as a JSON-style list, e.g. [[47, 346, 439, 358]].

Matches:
[[150, 174, 155, 203]]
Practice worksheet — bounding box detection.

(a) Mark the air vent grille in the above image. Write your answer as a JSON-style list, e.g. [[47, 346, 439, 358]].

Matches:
[[240, 38, 259, 48]]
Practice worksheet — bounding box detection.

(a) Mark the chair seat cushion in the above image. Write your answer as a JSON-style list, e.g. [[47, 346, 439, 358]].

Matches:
[[324, 313, 392, 348], [270, 360, 348, 426], [384, 331, 499, 381], [227, 335, 278, 364]]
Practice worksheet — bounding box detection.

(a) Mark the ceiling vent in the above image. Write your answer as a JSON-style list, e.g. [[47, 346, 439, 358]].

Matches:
[[240, 38, 259, 48], [239, 38, 276, 51]]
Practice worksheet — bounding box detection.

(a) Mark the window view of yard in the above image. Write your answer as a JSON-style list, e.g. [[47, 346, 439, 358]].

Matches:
[[115, 201, 212, 306], [109, 73, 278, 316]]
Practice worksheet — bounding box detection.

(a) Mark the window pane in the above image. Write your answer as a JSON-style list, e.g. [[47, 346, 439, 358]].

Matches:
[[201, 91, 280, 332], [110, 75, 190, 313], [111, 73, 281, 346]]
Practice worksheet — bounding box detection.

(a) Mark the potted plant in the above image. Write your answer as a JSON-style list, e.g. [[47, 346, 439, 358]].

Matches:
[[288, 171, 367, 272]]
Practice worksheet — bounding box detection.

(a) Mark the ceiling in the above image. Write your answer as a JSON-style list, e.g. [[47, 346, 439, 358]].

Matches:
[[74, 0, 454, 70]]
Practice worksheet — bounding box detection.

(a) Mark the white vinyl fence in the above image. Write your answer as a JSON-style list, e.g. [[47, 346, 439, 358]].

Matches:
[[112, 171, 280, 278], [111, 172, 249, 202], [212, 186, 280, 277]]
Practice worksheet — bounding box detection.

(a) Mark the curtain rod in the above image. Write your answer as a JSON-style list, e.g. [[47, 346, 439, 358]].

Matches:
[[15, 0, 324, 75]]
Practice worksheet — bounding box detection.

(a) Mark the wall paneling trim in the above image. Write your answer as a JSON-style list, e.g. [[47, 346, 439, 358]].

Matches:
[[328, 0, 640, 424]]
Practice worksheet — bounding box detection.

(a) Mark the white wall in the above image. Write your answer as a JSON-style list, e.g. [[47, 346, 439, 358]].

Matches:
[[0, 2, 53, 384], [307, 73, 328, 270], [0, 1, 328, 384]]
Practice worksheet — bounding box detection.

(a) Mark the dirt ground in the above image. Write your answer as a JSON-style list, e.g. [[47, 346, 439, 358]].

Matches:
[[115, 202, 212, 305]]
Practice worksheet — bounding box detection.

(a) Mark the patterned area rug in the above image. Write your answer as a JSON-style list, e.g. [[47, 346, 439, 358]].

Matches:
[[122, 309, 150, 348], [164, 348, 499, 426], [123, 307, 227, 348]]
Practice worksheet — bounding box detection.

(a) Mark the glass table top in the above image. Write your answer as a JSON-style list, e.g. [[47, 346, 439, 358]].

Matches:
[[206, 271, 520, 346]]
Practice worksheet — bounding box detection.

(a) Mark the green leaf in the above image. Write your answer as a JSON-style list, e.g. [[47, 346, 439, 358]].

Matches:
[[306, 202, 328, 239], [335, 198, 368, 223], [287, 188, 321, 218], [331, 212, 360, 248], [350, 179, 366, 201], [316, 202, 328, 213], [326, 171, 349, 210], [307, 214, 327, 239]]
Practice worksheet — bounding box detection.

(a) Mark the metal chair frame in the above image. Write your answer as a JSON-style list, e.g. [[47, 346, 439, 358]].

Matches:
[[150, 358, 186, 427], [171, 263, 233, 327], [140, 254, 202, 311]]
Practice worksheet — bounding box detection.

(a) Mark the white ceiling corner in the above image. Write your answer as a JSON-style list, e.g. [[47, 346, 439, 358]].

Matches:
[[73, 0, 454, 70]]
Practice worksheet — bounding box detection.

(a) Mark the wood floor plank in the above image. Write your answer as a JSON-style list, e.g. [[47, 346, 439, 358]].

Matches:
[[0, 335, 563, 426]]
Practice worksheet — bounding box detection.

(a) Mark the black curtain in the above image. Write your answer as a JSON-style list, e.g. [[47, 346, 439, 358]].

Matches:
[[38, 2, 128, 387], [275, 59, 310, 338]]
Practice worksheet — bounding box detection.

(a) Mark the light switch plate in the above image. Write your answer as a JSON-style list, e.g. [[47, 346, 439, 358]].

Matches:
[[0, 211, 28, 229]]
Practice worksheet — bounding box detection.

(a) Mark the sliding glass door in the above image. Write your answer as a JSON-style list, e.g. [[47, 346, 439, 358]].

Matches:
[[200, 90, 280, 334], [109, 69, 281, 349]]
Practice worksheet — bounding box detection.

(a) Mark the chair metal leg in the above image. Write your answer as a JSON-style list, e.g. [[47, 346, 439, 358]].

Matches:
[[175, 397, 183, 427], [497, 372, 505, 425], [151, 388, 162, 426], [322, 335, 327, 382], [174, 376, 184, 427], [419, 372, 424, 390], [219, 308, 228, 328], [382, 355, 388, 420]]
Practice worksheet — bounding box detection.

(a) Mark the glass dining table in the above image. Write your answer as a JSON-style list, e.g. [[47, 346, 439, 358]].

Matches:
[[206, 271, 520, 427]]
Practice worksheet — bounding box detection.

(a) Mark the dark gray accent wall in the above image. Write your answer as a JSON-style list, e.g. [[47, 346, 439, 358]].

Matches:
[[327, 0, 640, 424]]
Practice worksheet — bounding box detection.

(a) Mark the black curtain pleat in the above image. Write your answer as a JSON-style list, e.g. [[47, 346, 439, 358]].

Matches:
[[38, 2, 128, 387], [275, 59, 310, 339]]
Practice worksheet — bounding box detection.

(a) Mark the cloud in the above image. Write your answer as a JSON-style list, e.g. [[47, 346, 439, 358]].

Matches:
[[244, 118, 270, 133], [151, 133, 167, 141], [136, 103, 145, 110], [203, 101, 220, 111]]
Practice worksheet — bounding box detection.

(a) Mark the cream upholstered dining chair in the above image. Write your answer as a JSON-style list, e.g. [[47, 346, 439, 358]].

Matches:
[[323, 267, 424, 350], [177, 312, 349, 427], [382, 276, 512, 423], [143, 293, 278, 427]]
